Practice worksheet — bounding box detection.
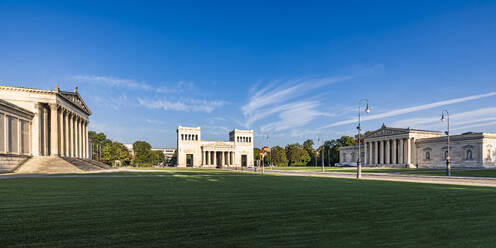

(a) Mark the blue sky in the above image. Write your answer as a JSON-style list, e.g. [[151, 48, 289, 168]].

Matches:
[[1, 0, 495, 148]]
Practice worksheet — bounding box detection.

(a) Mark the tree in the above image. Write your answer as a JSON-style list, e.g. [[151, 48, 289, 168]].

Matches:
[[285, 143, 311, 166], [303, 139, 317, 166], [253, 148, 261, 162], [170, 150, 178, 166], [150, 150, 165, 165], [133, 141, 153, 166], [101, 141, 132, 166], [88, 131, 112, 161], [271, 146, 288, 166]]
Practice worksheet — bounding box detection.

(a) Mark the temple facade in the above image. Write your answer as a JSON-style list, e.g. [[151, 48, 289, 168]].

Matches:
[[176, 126, 254, 168], [339, 124, 496, 168], [0, 85, 91, 172]]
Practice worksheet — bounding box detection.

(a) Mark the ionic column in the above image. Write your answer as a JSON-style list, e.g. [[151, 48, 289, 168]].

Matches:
[[85, 121, 89, 158], [35, 103, 43, 156], [374, 141, 378, 165], [221, 151, 224, 166], [412, 138, 416, 166], [379, 141, 383, 165], [364, 142, 368, 166], [385, 140, 390, 164], [399, 138, 404, 164], [78, 118, 82, 158], [368, 142, 373, 165], [58, 107, 64, 156], [64, 111, 69, 157], [43, 105, 49, 156], [406, 137, 412, 166], [69, 113, 74, 157], [49, 104, 59, 156], [213, 151, 217, 166], [230, 152, 233, 165], [392, 139, 397, 164], [202, 150, 205, 165]]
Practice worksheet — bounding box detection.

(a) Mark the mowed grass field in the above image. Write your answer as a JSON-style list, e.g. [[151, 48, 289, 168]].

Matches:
[[2, 173, 496, 247]]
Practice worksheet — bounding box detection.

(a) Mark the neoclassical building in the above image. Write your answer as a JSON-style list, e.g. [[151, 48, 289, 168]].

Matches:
[[339, 124, 496, 168], [0, 85, 91, 172], [176, 126, 254, 168]]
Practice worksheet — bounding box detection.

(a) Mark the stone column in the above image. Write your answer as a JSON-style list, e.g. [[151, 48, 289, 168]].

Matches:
[[229, 152, 232, 165], [85, 121, 89, 158], [374, 141, 378, 165], [406, 137, 412, 166], [213, 151, 217, 166], [205, 151, 209, 165], [399, 138, 404, 164], [49, 104, 59, 156], [369, 142, 373, 165], [202, 150, 205, 165], [364, 142, 368, 166], [392, 139, 397, 164], [220, 151, 224, 167], [412, 138, 416, 166], [58, 107, 64, 156], [65, 111, 70, 157], [34, 103, 43, 156], [69, 113, 74, 157], [385, 140, 390, 164], [43, 105, 49, 156], [379, 140, 384, 164], [78, 117, 83, 158]]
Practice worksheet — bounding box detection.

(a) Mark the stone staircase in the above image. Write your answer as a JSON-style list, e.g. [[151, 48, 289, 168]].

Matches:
[[15, 156, 113, 174], [63, 157, 112, 170], [16, 156, 83, 173]]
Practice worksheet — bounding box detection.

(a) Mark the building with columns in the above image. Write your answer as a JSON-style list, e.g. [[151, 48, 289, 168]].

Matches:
[[339, 124, 496, 168], [0, 85, 91, 172], [176, 126, 254, 168]]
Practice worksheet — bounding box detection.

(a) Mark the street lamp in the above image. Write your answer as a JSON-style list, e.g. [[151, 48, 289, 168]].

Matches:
[[357, 99, 370, 179], [441, 110, 451, 176]]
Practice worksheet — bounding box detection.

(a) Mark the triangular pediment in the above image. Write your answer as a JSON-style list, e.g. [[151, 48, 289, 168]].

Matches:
[[59, 91, 92, 115], [365, 125, 409, 139]]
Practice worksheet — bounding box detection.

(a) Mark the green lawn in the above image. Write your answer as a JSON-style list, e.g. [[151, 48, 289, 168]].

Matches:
[[2, 174, 496, 247]]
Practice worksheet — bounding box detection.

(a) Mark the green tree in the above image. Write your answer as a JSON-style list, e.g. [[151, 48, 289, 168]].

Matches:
[[170, 150, 178, 166], [254, 148, 261, 162], [285, 143, 311, 166], [151, 150, 165, 165], [270, 146, 288, 166], [303, 139, 317, 166], [88, 131, 112, 161], [133, 141, 153, 166]]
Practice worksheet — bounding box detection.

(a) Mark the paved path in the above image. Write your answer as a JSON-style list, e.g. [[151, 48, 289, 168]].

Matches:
[[263, 169, 496, 187], [4, 167, 496, 187]]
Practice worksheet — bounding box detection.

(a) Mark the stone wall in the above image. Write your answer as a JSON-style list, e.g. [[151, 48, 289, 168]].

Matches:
[[0, 154, 31, 172]]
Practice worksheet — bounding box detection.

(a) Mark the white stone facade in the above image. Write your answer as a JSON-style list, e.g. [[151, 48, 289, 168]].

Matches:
[[339, 125, 496, 168], [0, 85, 91, 159], [176, 126, 253, 168]]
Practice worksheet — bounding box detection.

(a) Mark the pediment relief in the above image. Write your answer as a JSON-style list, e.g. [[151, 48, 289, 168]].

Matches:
[[365, 128, 407, 139], [59, 92, 91, 114]]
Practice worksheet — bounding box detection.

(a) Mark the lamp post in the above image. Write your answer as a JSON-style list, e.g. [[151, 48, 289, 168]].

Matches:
[[441, 110, 451, 176], [357, 99, 370, 179]]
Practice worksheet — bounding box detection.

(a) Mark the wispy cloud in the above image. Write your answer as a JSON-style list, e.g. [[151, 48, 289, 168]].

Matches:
[[390, 107, 496, 132], [73, 75, 151, 90], [320, 91, 496, 129], [242, 75, 352, 131], [145, 118, 165, 125], [137, 98, 227, 113]]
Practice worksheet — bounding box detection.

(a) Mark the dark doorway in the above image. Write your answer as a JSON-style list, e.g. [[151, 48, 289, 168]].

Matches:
[[216, 152, 222, 168], [241, 155, 247, 167], [186, 154, 193, 167]]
